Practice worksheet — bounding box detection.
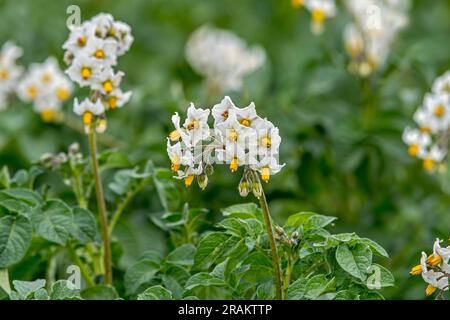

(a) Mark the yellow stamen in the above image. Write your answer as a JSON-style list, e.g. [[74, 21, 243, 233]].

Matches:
[[261, 167, 271, 182], [434, 104, 445, 117], [426, 254, 443, 266], [261, 136, 272, 148], [230, 158, 239, 172], [26, 86, 38, 99], [108, 96, 117, 109], [94, 49, 105, 59], [240, 118, 251, 127], [41, 109, 56, 123], [171, 155, 181, 172], [312, 9, 326, 24], [227, 129, 238, 142], [410, 264, 422, 276], [291, 0, 304, 8], [41, 73, 52, 84], [222, 110, 229, 119], [103, 80, 113, 93], [169, 130, 181, 141], [56, 88, 70, 101], [81, 67, 91, 80], [408, 144, 419, 157], [425, 284, 437, 296], [82, 111, 94, 125], [77, 36, 87, 47], [185, 175, 194, 187], [420, 127, 431, 134], [423, 158, 435, 172], [0, 69, 9, 80], [187, 120, 199, 130]]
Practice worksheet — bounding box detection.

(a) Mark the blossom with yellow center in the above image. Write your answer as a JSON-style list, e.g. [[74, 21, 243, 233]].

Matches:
[[27, 86, 38, 99], [423, 158, 435, 172], [261, 136, 272, 148], [426, 254, 443, 266], [81, 67, 92, 80], [41, 72, 52, 84], [185, 175, 195, 187], [41, 109, 57, 123], [312, 9, 326, 24], [103, 80, 113, 93], [410, 264, 422, 276], [420, 127, 431, 134], [171, 154, 181, 172], [0, 69, 9, 80], [261, 167, 271, 182], [425, 284, 437, 296], [240, 118, 251, 127], [169, 130, 181, 142], [408, 144, 419, 157], [227, 128, 238, 142], [187, 120, 199, 130], [434, 104, 445, 117], [221, 110, 229, 119], [56, 88, 70, 101], [82, 111, 94, 126], [230, 158, 239, 172], [77, 36, 87, 47], [108, 96, 117, 109]]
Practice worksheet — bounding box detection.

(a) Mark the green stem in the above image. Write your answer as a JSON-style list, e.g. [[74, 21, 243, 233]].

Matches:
[[0, 269, 11, 294], [283, 251, 293, 291], [67, 244, 95, 288], [108, 183, 142, 236], [72, 173, 87, 209], [257, 179, 283, 300], [88, 130, 113, 285]]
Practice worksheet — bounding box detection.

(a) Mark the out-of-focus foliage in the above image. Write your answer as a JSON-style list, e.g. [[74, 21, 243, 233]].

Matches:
[[0, 0, 450, 299]]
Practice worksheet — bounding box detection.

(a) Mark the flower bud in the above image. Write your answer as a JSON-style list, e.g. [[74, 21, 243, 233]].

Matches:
[[238, 180, 250, 197], [96, 118, 107, 133], [197, 174, 208, 190], [292, 231, 299, 239], [275, 225, 285, 236], [252, 180, 263, 198], [204, 163, 214, 176]]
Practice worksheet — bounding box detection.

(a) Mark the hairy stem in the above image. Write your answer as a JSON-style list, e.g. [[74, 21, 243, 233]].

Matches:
[[88, 130, 113, 285], [0, 269, 11, 294], [257, 180, 283, 300]]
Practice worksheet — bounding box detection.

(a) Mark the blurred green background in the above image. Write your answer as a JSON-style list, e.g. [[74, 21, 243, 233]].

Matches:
[[1, 0, 450, 299]]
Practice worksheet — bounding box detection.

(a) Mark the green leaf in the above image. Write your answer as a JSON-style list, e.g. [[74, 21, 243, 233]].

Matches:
[[304, 214, 337, 230], [366, 264, 395, 289], [185, 273, 227, 291], [0, 215, 32, 268], [34, 288, 50, 300], [358, 238, 389, 258], [69, 207, 97, 244], [124, 260, 160, 295], [284, 212, 316, 228], [50, 280, 80, 300], [0, 189, 42, 206], [335, 244, 372, 281], [193, 232, 229, 270], [334, 290, 359, 300], [12, 279, 46, 299], [287, 275, 334, 300], [166, 244, 196, 267], [221, 203, 261, 219], [0, 167, 10, 189], [286, 278, 307, 300], [32, 200, 72, 245], [81, 285, 119, 300], [137, 285, 172, 300]]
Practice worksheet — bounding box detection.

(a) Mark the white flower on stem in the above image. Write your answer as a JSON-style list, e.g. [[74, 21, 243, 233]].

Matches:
[[234, 102, 263, 129], [212, 96, 237, 125], [427, 238, 450, 266], [185, 25, 266, 92], [66, 55, 102, 87], [420, 93, 450, 132], [420, 252, 449, 296], [73, 97, 105, 129], [175, 164, 204, 187], [0, 41, 23, 103], [166, 139, 194, 172], [92, 69, 124, 94], [251, 156, 285, 183], [90, 13, 115, 38], [305, 0, 337, 35], [34, 97, 61, 123], [104, 88, 132, 110], [84, 37, 118, 67], [432, 71, 450, 95], [217, 143, 256, 173], [111, 21, 134, 55], [168, 112, 191, 145], [62, 24, 95, 55], [418, 145, 447, 172], [402, 127, 431, 158], [255, 119, 282, 157], [183, 103, 211, 146]]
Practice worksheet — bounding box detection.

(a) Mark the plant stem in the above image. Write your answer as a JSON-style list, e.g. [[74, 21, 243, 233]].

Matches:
[[0, 269, 11, 294], [67, 244, 95, 288], [88, 129, 113, 285], [257, 181, 283, 300]]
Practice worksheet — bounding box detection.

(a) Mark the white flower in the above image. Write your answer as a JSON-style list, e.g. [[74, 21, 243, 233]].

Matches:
[[65, 55, 102, 87], [73, 98, 104, 127], [111, 21, 134, 55], [418, 145, 447, 172], [185, 25, 266, 92], [233, 102, 263, 130], [62, 24, 95, 55], [105, 88, 132, 110], [0, 41, 23, 104], [167, 139, 194, 172], [420, 252, 449, 296], [430, 238, 450, 265], [84, 37, 118, 67], [251, 156, 285, 183], [175, 164, 204, 187], [305, 0, 337, 34], [255, 119, 282, 157], [402, 127, 431, 157], [432, 71, 450, 95], [91, 69, 124, 94], [90, 13, 115, 38], [183, 103, 211, 146], [216, 143, 256, 172], [212, 96, 237, 125]]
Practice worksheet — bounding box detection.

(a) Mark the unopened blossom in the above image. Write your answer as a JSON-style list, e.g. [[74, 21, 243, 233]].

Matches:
[[63, 13, 133, 133], [344, 0, 410, 76], [167, 96, 284, 191], [304, 0, 337, 35], [411, 239, 450, 297], [17, 57, 73, 122], [185, 25, 266, 93], [0, 42, 23, 111]]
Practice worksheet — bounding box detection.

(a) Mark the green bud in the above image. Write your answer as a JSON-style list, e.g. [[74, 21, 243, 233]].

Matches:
[[197, 174, 208, 190]]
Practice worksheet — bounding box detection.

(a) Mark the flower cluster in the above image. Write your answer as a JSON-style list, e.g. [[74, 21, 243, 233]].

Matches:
[[185, 25, 266, 93], [0, 42, 23, 111], [403, 71, 450, 172], [410, 239, 450, 297], [167, 96, 284, 195], [344, 0, 410, 77], [17, 57, 73, 122], [292, 0, 337, 35], [63, 13, 133, 133]]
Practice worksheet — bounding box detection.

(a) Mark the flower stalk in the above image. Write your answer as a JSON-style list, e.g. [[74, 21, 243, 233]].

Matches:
[[88, 129, 113, 285], [0, 269, 11, 294]]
